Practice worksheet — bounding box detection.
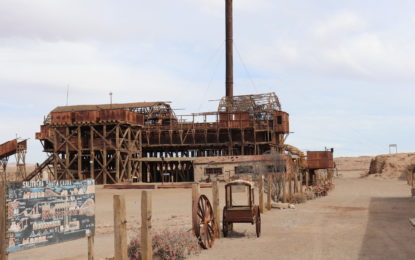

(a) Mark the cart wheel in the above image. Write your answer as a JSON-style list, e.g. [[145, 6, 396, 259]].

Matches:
[[256, 210, 261, 237], [222, 207, 229, 237], [192, 194, 215, 249]]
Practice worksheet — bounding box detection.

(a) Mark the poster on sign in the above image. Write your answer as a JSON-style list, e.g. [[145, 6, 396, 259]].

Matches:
[[5, 179, 95, 252]]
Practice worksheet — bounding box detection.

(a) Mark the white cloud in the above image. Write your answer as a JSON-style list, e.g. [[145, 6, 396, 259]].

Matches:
[[244, 10, 415, 82], [313, 11, 366, 38], [0, 39, 215, 114]]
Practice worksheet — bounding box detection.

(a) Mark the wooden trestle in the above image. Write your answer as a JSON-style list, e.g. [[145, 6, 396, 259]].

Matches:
[[40, 123, 141, 184]]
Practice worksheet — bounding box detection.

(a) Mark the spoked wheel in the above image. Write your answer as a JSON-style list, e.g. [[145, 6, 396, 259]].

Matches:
[[255, 209, 261, 237], [192, 194, 215, 249]]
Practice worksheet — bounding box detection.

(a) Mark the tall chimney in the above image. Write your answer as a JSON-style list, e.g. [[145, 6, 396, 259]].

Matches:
[[225, 0, 233, 102]]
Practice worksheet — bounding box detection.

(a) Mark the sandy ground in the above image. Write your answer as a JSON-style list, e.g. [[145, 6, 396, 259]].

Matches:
[[8, 169, 415, 260]]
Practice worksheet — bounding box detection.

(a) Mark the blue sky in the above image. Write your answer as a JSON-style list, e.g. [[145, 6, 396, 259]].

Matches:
[[1, 0, 414, 163]]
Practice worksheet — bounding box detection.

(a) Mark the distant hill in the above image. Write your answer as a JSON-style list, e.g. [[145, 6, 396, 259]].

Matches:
[[335, 156, 373, 172]]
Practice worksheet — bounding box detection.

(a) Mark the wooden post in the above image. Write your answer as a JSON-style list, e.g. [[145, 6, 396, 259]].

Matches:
[[192, 183, 200, 209], [293, 171, 299, 194], [306, 171, 309, 187], [288, 171, 292, 201], [0, 181, 8, 260], [282, 172, 287, 203], [300, 171, 304, 194], [88, 234, 95, 260], [267, 174, 272, 210], [141, 191, 152, 260], [259, 175, 264, 214], [113, 195, 128, 260], [212, 181, 220, 238]]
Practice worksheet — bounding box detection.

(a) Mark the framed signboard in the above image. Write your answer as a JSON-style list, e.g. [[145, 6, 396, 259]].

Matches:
[[5, 180, 95, 252]]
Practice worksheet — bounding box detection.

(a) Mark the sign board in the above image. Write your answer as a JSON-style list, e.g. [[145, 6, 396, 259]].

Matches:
[[5, 180, 95, 252]]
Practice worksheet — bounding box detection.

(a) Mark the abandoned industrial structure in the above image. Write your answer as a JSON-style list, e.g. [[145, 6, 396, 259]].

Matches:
[[25, 0, 297, 185], [0, 139, 27, 182], [21, 0, 334, 186], [32, 93, 289, 184]]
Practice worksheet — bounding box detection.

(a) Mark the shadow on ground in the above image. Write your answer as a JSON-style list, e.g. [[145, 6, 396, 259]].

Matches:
[[359, 197, 415, 260]]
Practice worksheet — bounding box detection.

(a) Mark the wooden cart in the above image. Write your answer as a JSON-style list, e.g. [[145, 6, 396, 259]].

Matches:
[[222, 180, 261, 237]]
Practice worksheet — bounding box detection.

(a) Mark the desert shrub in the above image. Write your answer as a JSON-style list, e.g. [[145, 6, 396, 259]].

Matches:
[[291, 193, 307, 204], [304, 190, 316, 200], [128, 237, 141, 260], [128, 229, 201, 260]]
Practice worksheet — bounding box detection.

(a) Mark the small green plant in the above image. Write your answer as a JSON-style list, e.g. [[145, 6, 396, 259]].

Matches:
[[128, 229, 201, 260]]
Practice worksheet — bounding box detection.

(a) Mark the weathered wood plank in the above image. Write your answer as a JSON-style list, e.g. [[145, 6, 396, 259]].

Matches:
[[141, 191, 152, 260], [113, 195, 128, 260]]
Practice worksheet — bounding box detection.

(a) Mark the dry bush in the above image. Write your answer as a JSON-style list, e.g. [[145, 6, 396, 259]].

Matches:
[[304, 190, 316, 201], [128, 229, 201, 260], [291, 193, 307, 204]]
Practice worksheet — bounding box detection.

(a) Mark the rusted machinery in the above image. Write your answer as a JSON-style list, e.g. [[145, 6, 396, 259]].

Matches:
[[222, 180, 260, 237], [0, 139, 27, 181], [306, 150, 335, 196]]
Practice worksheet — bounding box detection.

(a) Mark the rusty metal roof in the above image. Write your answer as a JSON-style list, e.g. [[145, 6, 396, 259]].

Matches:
[[51, 102, 169, 113]]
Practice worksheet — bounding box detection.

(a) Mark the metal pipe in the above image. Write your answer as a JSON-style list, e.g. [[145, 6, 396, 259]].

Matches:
[[226, 0, 233, 102]]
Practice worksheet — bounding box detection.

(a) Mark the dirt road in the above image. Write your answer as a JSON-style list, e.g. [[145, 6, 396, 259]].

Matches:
[[10, 171, 415, 260], [191, 171, 415, 260]]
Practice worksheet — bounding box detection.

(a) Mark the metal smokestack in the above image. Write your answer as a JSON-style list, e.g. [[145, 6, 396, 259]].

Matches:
[[225, 0, 233, 105]]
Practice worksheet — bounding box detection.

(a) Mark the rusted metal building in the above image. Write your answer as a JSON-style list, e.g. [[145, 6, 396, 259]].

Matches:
[[306, 150, 335, 185]]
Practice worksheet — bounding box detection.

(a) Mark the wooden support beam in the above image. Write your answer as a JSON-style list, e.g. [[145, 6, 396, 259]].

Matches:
[[103, 125, 107, 185], [65, 127, 70, 180], [212, 181, 220, 238], [113, 195, 128, 260], [267, 174, 272, 211], [116, 126, 120, 182], [300, 170, 304, 194], [128, 128, 132, 181], [78, 126, 82, 180], [288, 170, 292, 201], [259, 175, 264, 214], [141, 191, 152, 260], [90, 127, 95, 181], [53, 129, 59, 180], [192, 183, 200, 211], [282, 172, 287, 203]]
